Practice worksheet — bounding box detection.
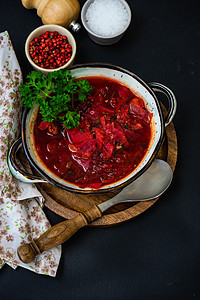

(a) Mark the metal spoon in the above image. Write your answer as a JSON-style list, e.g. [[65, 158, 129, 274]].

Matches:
[[99, 159, 173, 212], [17, 159, 173, 264]]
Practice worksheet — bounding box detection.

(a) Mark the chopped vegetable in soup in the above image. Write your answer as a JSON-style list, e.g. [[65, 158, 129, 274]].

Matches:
[[33, 76, 153, 189]]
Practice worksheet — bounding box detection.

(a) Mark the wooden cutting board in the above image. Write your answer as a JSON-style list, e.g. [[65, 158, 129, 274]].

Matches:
[[20, 106, 177, 227]]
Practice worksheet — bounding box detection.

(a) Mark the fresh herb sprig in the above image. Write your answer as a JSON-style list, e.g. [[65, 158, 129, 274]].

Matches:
[[19, 69, 92, 129]]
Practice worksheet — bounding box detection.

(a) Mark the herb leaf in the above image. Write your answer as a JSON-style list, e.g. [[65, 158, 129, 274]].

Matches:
[[19, 69, 92, 128]]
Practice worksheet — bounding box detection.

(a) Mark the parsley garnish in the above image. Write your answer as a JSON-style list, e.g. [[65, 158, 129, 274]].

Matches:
[[19, 69, 92, 129]]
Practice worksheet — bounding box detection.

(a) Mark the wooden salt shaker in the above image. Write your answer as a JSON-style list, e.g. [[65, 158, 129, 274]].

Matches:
[[21, 0, 81, 32]]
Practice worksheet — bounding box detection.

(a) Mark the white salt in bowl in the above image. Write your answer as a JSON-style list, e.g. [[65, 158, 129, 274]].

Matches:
[[81, 0, 132, 45]]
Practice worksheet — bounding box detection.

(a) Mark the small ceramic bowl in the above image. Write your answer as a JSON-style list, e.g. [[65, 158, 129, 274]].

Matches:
[[25, 24, 76, 74], [81, 0, 132, 45]]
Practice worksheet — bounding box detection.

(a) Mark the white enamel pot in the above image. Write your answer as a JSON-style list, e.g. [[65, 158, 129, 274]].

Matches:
[[8, 63, 177, 194]]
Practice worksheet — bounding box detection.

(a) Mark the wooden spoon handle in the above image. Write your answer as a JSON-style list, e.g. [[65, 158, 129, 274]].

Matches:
[[17, 205, 102, 263]]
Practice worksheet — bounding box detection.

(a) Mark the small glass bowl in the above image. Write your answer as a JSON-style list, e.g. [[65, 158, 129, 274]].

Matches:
[[25, 24, 77, 74], [81, 0, 132, 46]]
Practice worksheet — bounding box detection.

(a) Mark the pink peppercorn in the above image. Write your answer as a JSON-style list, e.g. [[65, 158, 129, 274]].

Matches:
[[29, 31, 72, 69]]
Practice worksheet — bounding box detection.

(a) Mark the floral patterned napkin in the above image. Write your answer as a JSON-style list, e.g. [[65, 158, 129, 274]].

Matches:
[[0, 31, 61, 276]]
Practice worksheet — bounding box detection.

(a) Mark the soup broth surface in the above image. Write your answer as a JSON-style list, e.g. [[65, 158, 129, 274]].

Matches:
[[33, 76, 153, 189]]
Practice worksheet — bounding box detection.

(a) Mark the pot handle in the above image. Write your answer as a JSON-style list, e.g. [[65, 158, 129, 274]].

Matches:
[[7, 137, 47, 184], [148, 82, 177, 127]]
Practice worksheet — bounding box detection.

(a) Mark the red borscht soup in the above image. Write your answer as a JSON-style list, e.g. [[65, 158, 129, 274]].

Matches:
[[33, 76, 153, 189]]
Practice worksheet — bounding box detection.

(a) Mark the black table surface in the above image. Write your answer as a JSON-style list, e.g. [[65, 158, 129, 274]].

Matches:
[[1, 1, 200, 299]]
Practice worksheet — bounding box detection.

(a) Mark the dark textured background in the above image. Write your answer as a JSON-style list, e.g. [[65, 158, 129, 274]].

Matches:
[[1, 0, 200, 299]]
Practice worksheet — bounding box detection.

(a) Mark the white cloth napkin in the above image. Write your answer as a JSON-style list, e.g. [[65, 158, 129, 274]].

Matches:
[[0, 31, 61, 276]]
